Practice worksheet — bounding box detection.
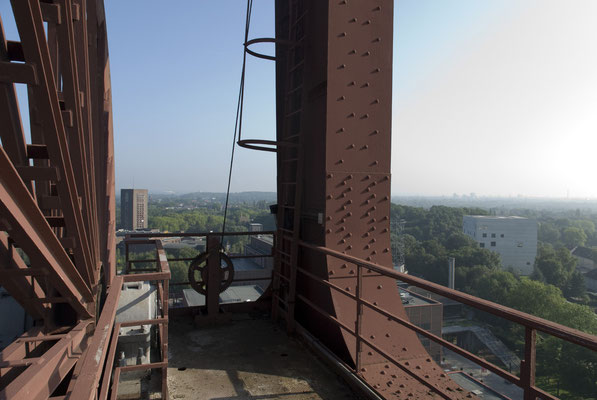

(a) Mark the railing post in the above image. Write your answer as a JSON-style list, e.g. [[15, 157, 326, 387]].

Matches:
[[355, 264, 363, 374], [206, 236, 221, 317], [521, 327, 537, 400], [124, 241, 130, 274]]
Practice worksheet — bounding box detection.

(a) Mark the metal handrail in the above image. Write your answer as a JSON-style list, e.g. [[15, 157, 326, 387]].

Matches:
[[294, 241, 597, 400]]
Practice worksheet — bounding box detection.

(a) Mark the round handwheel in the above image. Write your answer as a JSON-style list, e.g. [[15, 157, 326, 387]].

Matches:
[[188, 251, 235, 295]]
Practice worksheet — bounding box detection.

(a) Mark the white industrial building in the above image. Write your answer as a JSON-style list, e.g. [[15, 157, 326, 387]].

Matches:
[[463, 216, 537, 275]]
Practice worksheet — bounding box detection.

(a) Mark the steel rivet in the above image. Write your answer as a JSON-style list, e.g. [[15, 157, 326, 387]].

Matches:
[[385, 364, 390, 368], [338, 64, 346, 69], [377, 285, 382, 289], [347, 232, 352, 237], [402, 347, 407, 351], [404, 361, 409, 366], [348, 81, 355, 86], [374, 6, 381, 11], [363, 51, 370, 56], [365, 244, 370, 249], [327, 173, 333, 178], [366, 256, 371, 261], [361, 144, 369, 150], [383, 248, 389, 253], [349, 270, 354, 274], [361, 368, 367, 372], [374, 37, 381, 42], [341, 264, 347, 268], [340, 226, 346, 231], [350, 17, 357, 23], [346, 287, 351, 291], [372, 98, 379, 104], [386, 333, 390, 337], [340, 239, 346, 244], [348, 113, 355, 118], [329, 270, 334, 275], [371, 250, 377, 255], [347, 144, 355, 149], [368, 351, 373, 356], [349, 49, 356, 55], [380, 370, 385, 375], [339, 32, 347, 37], [326, 216, 332, 221], [372, 160, 378, 166], [373, 301, 378, 305], [337, 128, 345, 133], [363, 19, 371, 25], [338, 159, 344, 163], [347, 245, 352, 249], [362, 82, 370, 88], [347, 212, 353, 216], [371, 129, 379, 135], [372, 68, 381, 73], [326, 229, 332, 233], [338, 96, 345, 101]]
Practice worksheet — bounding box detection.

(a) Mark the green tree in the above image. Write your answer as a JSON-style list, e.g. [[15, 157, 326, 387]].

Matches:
[[562, 226, 587, 248]]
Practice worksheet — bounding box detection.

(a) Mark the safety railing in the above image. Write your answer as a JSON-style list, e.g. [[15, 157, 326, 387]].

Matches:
[[288, 241, 597, 400], [125, 231, 275, 308], [69, 239, 170, 399]]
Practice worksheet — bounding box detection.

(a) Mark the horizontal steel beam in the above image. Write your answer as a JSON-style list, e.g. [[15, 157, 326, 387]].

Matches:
[[0, 320, 91, 400]]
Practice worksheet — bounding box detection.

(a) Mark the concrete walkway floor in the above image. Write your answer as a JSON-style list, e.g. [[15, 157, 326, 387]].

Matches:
[[167, 315, 360, 400]]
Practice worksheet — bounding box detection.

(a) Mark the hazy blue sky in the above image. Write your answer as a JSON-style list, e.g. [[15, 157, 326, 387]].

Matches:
[[2, 1, 597, 198]]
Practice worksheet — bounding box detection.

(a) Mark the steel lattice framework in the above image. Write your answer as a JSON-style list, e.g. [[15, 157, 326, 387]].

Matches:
[[0, 0, 117, 397]]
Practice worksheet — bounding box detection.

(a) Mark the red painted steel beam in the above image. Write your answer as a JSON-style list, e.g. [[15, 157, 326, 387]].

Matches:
[[0, 232, 49, 320], [0, 320, 91, 400], [0, 326, 43, 378], [67, 275, 123, 400], [0, 17, 29, 171], [0, 147, 93, 317], [10, 0, 95, 290]]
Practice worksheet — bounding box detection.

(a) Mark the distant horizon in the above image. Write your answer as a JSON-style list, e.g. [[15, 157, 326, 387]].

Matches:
[[120, 188, 597, 202]]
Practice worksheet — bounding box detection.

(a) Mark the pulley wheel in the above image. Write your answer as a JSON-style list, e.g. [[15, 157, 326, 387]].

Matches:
[[188, 251, 235, 295]]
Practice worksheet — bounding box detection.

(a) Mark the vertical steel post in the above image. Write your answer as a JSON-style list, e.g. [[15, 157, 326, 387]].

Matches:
[[206, 236, 221, 317], [355, 263, 363, 374], [521, 327, 537, 400]]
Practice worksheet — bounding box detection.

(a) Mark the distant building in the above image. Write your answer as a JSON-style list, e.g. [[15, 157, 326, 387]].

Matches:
[[248, 223, 263, 232], [463, 216, 537, 275], [584, 269, 597, 293], [571, 246, 596, 273], [401, 288, 443, 362], [121, 189, 148, 230]]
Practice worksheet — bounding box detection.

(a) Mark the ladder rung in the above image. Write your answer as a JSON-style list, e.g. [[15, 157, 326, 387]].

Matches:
[[26, 144, 49, 159], [59, 237, 76, 249], [16, 166, 59, 182], [39, 196, 60, 209], [280, 205, 295, 210], [277, 250, 292, 257], [273, 271, 290, 282], [288, 60, 304, 73], [279, 181, 296, 185], [283, 158, 298, 163], [285, 109, 302, 118], [46, 216, 65, 227]]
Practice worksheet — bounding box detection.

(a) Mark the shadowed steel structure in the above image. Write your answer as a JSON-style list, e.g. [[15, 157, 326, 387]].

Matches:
[[0, 1, 596, 400]]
